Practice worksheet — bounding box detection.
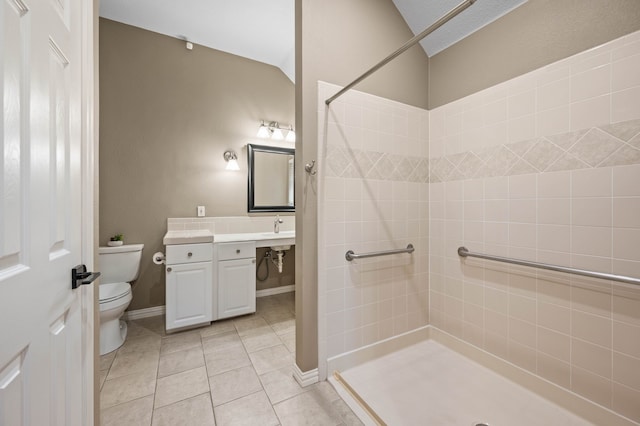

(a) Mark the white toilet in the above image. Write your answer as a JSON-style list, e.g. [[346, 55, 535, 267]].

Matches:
[[98, 243, 144, 355]]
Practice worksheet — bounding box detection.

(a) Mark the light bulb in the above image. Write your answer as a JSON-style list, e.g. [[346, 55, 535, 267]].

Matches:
[[256, 124, 270, 138], [271, 127, 284, 140], [226, 158, 240, 171], [285, 128, 296, 142]]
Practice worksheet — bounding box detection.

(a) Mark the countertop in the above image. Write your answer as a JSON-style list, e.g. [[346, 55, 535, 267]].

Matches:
[[163, 229, 295, 248], [163, 229, 214, 245]]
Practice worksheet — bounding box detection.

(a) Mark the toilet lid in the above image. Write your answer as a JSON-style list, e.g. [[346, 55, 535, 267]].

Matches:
[[99, 282, 131, 303]]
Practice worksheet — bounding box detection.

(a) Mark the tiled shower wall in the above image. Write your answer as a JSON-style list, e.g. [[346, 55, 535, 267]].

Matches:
[[430, 30, 640, 422], [317, 82, 430, 364]]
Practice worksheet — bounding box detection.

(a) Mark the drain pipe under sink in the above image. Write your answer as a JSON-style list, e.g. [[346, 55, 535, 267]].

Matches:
[[269, 250, 285, 273], [275, 251, 284, 273]]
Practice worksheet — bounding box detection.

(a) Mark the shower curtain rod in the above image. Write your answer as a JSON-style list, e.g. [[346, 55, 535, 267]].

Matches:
[[325, 0, 477, 106]]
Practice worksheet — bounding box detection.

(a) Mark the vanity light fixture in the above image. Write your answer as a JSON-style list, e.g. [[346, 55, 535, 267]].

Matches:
[[256, 120, 295, 142], [223, 150, 240, 171]]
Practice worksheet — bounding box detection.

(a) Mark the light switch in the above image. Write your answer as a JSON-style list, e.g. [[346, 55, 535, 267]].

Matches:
[[197, 206, 205, 217]]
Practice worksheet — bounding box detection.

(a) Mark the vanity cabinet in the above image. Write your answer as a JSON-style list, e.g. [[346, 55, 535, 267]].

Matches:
[[165, 243, 213, 331], [214, 241, 256, 320]]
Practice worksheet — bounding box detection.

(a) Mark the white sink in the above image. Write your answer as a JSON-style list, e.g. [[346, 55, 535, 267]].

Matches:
[[213, 230, 295, 248], [262, 231, 293, 251]]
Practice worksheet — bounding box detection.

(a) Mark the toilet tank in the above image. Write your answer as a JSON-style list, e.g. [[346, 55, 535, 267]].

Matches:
[[98, 244, 144, 284]]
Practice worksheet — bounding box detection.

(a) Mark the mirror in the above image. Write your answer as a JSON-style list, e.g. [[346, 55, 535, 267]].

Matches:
[[247, 144, 295, 213]]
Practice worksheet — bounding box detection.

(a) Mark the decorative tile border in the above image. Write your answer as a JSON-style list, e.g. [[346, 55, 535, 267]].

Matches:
[[324, 119, 640, 183], [324, 145, 428, 182], [430, 118, 640, 183]]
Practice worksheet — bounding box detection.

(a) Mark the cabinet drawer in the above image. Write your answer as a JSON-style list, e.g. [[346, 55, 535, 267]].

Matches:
[[216, 242, 256, 261], [166, 243, 213, 264]]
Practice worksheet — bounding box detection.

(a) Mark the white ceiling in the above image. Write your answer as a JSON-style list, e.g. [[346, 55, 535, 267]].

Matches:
[[392, 0, 527, 57], [99, 0, 296, 80], [99, 0, 527, 83]]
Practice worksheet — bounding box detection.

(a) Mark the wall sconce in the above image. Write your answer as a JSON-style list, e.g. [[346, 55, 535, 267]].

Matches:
[[257, 120, 295, 142], [223, 150, 240, 171]]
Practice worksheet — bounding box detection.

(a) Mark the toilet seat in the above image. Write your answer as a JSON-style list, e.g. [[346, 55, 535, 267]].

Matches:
[[99, 282, 131, 304]]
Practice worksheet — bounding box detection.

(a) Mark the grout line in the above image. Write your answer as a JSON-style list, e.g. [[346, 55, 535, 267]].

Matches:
[[149, 346, 160, 423], [208, 391, 217, 426], [610, 165, 615, 408]]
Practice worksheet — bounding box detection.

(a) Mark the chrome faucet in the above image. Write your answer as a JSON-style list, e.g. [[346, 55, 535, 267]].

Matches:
[[274, 215, 283, 233]]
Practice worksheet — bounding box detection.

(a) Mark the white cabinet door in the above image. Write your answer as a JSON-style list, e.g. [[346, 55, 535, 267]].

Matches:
[[166, 261, 212, 330], [217, 258, 256, 319]]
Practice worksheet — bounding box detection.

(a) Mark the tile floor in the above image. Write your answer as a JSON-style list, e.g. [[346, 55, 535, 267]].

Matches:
[[99, 293, 362, 426]]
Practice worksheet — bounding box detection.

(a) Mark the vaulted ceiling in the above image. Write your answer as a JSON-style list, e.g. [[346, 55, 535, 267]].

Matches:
[[99, 0, 526, 82]]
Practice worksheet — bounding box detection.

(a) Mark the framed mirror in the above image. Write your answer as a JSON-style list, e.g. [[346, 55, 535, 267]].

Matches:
[[247, 144, 295, 212]]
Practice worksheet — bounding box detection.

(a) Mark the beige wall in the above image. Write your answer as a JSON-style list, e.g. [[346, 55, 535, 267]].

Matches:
[[99, 19, 294, 310], [429, 0, 640, 108], [296, 0, 430, 373]]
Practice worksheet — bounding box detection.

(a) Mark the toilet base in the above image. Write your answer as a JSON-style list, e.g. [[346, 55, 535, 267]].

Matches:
[[100, 318, 129, 355]]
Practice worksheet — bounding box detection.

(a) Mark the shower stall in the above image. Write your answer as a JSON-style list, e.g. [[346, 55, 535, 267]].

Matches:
[[314, 17, 640, 425]]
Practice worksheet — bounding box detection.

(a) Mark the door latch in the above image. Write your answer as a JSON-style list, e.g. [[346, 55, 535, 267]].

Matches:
[[71, 264, 101, 289]]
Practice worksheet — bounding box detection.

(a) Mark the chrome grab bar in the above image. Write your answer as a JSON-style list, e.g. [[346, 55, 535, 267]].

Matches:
[[458, 246, 640, 286], [346, 244, 415, 262]]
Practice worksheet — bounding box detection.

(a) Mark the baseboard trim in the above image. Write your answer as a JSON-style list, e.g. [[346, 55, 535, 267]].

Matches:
[[327, 326, 430, 374], [124, 305, 165, 320], [293, 363, 319, 388], [256, 285, 295, 298], [123, 286, 293, 320]]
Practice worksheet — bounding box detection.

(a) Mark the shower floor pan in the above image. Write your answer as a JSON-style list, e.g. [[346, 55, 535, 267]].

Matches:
[[331, 339, 600, 426]]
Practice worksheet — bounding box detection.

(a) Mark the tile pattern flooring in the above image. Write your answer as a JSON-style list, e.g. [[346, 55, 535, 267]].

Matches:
[[99, 293, 362, 425]]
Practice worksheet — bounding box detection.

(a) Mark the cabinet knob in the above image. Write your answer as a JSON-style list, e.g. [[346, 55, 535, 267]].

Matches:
[[167, 267, 172, 272], [252, 259, 256, 264], [236, 249, 240, 254], [187, 252, 193, 257]]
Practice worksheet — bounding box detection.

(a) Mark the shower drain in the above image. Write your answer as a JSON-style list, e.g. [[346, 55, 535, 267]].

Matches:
[[473, 423, 490, 426]]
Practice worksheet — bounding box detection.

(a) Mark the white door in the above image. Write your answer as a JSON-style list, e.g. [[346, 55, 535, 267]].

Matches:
[[0, 0, 94, 424]]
